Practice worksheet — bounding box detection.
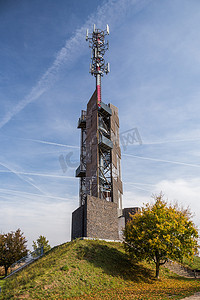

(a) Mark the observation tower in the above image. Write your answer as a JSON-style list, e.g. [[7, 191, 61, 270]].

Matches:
[[71, 25, 135, 241]]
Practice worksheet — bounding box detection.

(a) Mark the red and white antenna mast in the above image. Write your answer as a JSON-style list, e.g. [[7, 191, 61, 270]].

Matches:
[[86, 24, 110, 107]]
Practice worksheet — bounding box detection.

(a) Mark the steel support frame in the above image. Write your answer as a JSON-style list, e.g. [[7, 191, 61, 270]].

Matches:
[[98, 111, 112, 202]]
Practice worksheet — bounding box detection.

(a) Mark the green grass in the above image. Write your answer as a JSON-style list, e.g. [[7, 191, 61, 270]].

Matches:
[[1, 239, 200, 299], [0, 278, 6, 299]]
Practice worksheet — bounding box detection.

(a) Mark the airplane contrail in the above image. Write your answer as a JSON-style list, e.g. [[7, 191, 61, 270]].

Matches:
[[123, 153, 200, 168], [143, 137, 200, 145], [0, 187, 71, 202], [0, 169, 75, 179], [124, 181, 156, 186], [124, 184, 152, 192], [0, 161, 49, 195], [20, 138, 79, 149], [0, 0, 151, 130]]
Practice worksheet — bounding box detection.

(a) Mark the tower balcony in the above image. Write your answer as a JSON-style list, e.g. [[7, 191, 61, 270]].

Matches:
[[75, 165, 86, 177], [99, 133, 113, 150], [99, 101, 112, 117], [77, 110, 86, 128]]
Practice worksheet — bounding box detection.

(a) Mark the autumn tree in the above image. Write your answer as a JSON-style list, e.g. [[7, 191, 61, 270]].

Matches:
[[124, 193, 199, 278], [0, 229, 28, 277], [32, 235, 51, 253]]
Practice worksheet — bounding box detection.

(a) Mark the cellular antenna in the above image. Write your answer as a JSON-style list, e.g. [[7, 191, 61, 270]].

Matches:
[[86, 24, 110, 107]]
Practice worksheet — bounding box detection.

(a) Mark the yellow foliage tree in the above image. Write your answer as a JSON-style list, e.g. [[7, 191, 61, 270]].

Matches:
[[124, 193, 199, 278]]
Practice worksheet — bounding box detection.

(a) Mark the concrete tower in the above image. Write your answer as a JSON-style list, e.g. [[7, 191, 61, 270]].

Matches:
[[71, 25, 126, 241]]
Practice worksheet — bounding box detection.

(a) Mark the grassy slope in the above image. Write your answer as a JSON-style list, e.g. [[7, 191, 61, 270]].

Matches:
[[0, 277, 5, 295], [183, 256, 200, 270], [1, 239, 200, 300]]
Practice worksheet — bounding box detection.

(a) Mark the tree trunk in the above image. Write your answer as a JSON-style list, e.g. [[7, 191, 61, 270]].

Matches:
[[156, 262, 160, 279], [4, 266, 8, 277]]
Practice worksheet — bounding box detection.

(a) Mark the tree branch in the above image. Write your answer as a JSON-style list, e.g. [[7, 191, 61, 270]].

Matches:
[[160, 258, 168, 265]]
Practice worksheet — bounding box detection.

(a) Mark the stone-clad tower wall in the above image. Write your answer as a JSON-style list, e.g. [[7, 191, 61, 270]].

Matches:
[[72, 90, 123, 240], [109, 103, 123, 216]]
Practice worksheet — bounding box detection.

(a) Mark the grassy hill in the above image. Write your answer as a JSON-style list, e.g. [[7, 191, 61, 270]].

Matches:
[[1, 239, 200, 299]]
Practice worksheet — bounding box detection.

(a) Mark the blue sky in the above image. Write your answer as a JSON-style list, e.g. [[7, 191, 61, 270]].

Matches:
[[1, 0, 200, 249]]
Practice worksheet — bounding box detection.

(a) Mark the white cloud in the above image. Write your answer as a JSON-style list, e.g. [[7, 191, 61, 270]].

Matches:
[[0, 197, 77, 249], [154, 178, 200, 213], [123, 178, 200, 231]]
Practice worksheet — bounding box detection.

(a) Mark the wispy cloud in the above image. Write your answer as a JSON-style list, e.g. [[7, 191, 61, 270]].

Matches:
[[0, 169, 75, 179], [124, 184, 152, 192], [0, 160, 48, 195], [124, 181, 156, 186], [123, 178, 200, 219], [0, 196, 77, 248], [19, 138, 79, 149], [123, 153, 200, 168], [0, 186, 74, 202], [143, 137, 200, 145], [0, 0, 151, 130]]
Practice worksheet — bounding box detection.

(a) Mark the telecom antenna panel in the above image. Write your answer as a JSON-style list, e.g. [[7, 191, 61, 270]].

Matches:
[[86, 24, 110, 107]]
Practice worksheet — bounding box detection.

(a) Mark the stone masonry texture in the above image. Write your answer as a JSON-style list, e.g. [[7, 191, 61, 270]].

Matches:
[[71, 195, 119, 240]]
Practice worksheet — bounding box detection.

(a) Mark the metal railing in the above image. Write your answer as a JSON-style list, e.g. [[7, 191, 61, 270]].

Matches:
[[5, 246, 44, 279]]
